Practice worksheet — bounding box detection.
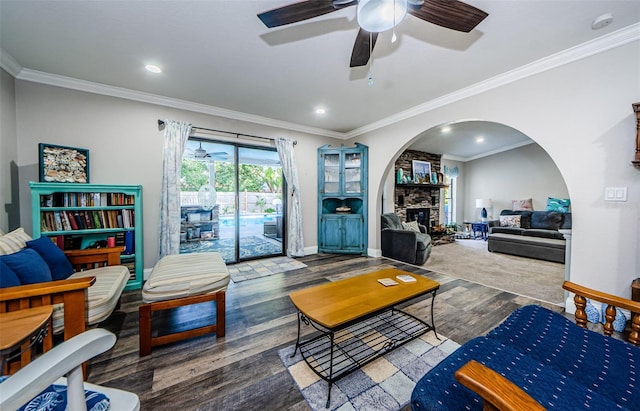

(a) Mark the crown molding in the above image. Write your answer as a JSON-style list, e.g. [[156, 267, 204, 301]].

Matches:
[[14, 68, 345, 139], [441, 140, 534, 162], [346, 23, 640, 138], [0, 48, 22, 77]]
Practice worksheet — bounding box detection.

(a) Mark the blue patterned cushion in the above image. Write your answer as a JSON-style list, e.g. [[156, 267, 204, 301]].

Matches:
[[487, 305, 639, 408], [547, 197, 571, 213], [411, 336, 627, 410], [599, 304, 628, 333], [0, 376, 110, 410]]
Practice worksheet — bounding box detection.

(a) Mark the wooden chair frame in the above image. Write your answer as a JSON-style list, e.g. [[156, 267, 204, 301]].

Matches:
[[453, 280, 640, 410], [0, 247, 123, 374]]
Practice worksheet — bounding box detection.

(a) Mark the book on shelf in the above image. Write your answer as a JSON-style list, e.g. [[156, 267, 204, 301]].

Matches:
[[83, 211, 93, 229], [67, 211, 79, 230], [115, 231, 125, 247], [60, 211, 72, 231], [124, 231, 134, 255], [378, 278, 399, 286]]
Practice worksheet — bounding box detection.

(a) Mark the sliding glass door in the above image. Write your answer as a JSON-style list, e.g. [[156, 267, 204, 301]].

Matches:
[[179, 138, 285, 263]]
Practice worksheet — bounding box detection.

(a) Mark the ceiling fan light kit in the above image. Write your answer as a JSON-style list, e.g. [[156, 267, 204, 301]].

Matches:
[[357, 0, 407, 32], [257, 0, 488, 68]]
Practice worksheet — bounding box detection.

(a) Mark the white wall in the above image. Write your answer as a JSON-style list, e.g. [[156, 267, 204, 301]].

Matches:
[[13, 81, 339, 269], [463, 143, 569, 220], [0, 68, 17, 233], [354, 41, 640, 298]]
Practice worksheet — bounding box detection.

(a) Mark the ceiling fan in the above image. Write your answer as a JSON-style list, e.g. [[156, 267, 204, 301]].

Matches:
[[186, 142, 229, 161], [257, 0, 488, 67]]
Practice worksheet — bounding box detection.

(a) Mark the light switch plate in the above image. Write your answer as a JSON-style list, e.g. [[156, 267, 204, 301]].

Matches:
[[604, 187, 627, 202]]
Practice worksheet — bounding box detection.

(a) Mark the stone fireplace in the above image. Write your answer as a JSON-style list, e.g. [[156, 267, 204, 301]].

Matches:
[[393, 149, 443, 228]]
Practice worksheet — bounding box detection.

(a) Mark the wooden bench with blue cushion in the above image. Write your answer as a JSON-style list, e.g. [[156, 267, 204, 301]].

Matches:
[[411, 281, 640, 410]]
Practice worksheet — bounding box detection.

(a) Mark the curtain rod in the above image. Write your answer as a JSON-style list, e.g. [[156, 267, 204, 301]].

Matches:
[[157, 120, 296, 145]]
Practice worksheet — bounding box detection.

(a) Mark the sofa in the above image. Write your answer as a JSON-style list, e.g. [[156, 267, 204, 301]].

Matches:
[[381, 213, 432, 265], [487, 210, 571, 263], [411, 281, 640, 410]]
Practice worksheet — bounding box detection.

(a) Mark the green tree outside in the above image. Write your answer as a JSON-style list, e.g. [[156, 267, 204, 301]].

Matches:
[[181, 160, 283, 194]]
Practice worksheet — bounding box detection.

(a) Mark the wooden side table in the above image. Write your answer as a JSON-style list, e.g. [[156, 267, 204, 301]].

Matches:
[[0, 305, 53, 374]]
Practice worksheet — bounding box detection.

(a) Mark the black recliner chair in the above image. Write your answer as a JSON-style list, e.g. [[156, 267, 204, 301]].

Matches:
[[381, 213, 432, 265]]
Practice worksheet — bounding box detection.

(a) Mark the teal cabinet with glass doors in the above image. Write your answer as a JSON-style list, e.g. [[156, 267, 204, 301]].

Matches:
[[317, 143, 368, 254]]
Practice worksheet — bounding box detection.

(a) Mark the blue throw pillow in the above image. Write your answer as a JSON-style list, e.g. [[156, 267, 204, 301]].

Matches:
[[0, 248, 52, 284], [0, 376, 110, 411], [0, 259, 21, 287], [546, 197, 571, 213], [27, 237, 74, 281]]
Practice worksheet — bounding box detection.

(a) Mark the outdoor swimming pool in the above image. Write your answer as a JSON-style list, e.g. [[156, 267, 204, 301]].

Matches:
[[219, 214, 280, 226]]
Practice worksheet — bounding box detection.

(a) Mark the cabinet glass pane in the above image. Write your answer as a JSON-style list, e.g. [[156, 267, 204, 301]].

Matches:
[[324, 182, 340, 193], [324, 167, 340, 183], [345, 182, 361, 193], [324, 154, 340, 167], [344, 153, 361, 167]]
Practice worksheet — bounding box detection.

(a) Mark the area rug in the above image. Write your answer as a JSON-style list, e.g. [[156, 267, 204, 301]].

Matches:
[[228, 256, 307, 282], [424, 239, 565, 305], [279, 333, 460, 411], [179, 235, 282, 262]]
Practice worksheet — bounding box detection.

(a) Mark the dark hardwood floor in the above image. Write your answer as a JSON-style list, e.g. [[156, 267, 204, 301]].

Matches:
[[88, 254, 563, 411]]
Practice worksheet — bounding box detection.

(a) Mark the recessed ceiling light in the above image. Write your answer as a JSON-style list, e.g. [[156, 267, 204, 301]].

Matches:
[[441, 126, 451, 133], [145, 64, 162, 73], [592, 13, 613, 30], [475, 136, 485, 143], [315, 108, 327, 115]]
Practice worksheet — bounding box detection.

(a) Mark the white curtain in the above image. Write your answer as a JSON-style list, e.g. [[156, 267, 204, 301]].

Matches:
[[159, 120, 192, 258], [275, 138, 304, 257]]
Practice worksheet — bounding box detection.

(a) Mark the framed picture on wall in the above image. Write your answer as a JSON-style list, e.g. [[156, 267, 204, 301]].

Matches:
[[411, 160, 431, 184], [39, 143, 90, 183]]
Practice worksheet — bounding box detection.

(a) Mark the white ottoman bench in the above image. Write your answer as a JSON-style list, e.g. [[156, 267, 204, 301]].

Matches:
[[138, 252, 230, 356]]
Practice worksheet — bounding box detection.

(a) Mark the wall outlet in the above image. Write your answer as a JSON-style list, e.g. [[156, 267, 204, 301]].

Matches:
[[604, 187, 627, 202]]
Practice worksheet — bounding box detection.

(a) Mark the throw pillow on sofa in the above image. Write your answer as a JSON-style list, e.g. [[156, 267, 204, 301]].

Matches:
[[512, 198, 533, 211], [499, 215, 521, 228], [547, 197, 571, 213], [0, 227, 32, 255], [0, 259, 21, 287], [0, 248, 52, 284], [402, 221, 421, 232], [27, 236, 74, 281]]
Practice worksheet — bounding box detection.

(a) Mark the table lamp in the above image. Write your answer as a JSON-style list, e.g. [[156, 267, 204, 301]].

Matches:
[[475, 198, 492, 222]]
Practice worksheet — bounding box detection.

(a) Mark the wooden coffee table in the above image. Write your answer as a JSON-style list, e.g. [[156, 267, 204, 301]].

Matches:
[[289, 268, 440, 407]]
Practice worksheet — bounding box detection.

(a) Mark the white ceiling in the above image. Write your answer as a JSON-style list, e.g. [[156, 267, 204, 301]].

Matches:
[[1, 1, 639, 160]]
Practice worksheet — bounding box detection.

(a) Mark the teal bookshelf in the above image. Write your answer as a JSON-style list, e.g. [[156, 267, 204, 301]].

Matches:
[[30, 182, 143, 290]]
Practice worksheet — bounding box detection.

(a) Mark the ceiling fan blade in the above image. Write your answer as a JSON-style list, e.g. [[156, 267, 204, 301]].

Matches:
[[408, 0, 488, 33], [350, 28, 378, 68], [258, 0, 349, 28]]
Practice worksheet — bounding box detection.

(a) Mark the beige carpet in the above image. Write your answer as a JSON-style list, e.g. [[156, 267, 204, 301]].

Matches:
[[423, 239, 565, 305]]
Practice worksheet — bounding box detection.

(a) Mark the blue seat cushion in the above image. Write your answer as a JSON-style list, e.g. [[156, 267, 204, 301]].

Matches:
[[410, 336, 629, 410], [0, 248, 52, 284], [27, 236, 74, 281], [0, 259, 21, 287], [0, 376, 110, 411], [487, 305, 640, 409]]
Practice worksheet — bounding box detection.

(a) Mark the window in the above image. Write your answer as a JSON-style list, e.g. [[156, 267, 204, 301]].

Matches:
[[444, 177, 456, 225]]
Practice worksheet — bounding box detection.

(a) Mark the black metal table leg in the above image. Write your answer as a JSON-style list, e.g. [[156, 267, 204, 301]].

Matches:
[[430, 289, 440, 340], [326, 331, 335, 408]]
